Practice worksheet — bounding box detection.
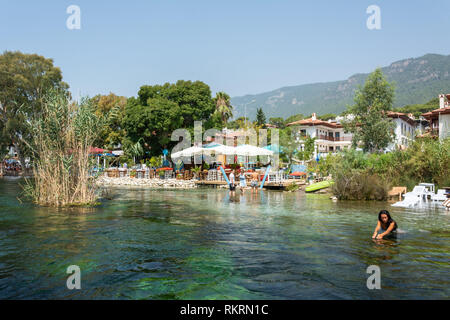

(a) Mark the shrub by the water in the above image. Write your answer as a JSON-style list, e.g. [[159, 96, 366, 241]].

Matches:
[[286, 182, 300, 192], [331, 170, 390, 200], [323, 150, 390, 200]]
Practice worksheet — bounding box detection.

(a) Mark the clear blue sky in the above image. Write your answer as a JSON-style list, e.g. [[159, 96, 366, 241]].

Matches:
[[1, 0, 449, 100]]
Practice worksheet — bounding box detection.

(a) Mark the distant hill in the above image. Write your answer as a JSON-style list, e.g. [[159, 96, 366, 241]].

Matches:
[[231, 53, 450, 120]]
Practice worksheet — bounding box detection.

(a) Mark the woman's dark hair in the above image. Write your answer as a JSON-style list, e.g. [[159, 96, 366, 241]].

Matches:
[[378, 210, 398, 230]]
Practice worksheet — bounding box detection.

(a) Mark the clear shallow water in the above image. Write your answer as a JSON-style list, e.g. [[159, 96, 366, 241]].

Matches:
[[0, 177, 449, 299]]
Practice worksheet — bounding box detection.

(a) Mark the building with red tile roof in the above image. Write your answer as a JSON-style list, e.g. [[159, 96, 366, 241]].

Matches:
[[422, 94, 450, 139], [287, 109, 420, 155], [386, 111, 417, 149], [287, 113, 353, 156]]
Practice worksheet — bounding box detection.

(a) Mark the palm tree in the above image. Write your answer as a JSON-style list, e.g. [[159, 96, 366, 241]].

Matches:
[[214, 92, 233, 125], [129, 138, 144, 165]]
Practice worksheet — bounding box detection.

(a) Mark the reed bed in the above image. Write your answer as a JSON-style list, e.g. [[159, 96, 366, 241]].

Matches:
[[24, 90, 103, 207]]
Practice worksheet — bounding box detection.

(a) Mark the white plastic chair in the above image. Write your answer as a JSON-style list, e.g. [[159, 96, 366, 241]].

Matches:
[[432, 189, 448, 202]]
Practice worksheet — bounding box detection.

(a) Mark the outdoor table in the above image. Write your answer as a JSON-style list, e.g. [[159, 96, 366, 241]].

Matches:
[[164, 169, 174, 179], [216, 169, 224, 181], [118, 168, 127, 177], [106, 169, 119, 178], [136, 170, 145, 179], [207, 169, 218, 181]]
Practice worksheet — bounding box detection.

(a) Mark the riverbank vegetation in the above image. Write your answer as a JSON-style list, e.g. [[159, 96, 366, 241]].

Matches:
[[313, 69, 419, 199], [312, 68, 450, 200], [317, 137, 450, 200], [23, 90, 103, 206]]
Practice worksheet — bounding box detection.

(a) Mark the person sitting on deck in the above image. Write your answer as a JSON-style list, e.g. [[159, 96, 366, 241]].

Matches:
[[372, 210, 398, 239]]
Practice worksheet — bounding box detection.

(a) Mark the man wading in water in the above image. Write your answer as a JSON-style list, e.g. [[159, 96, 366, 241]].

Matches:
[[250, 170, 259, 194], [229, 170, 236, 196]]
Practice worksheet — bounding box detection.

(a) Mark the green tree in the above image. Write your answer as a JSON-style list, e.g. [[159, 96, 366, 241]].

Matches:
[[318, 113, 337, 121], [126, 138, 144, 165], [213, 92, 233, 125], [123, 96, 183, 157], [396, 98, 439, 117], [227, 117, 248, 130], [344, 68, 396, 153], [279, 127, 301, 165], [0, 51, 69, 163], [297, 135, 316, 161], [268, 117, 285, 129], [256, 108, 266, 126], [285, 113, 304, 125], [123, 81, 217, 157], [149, 156, 162, 168], [90, 93, 127, 150], [138, 80, 216, 129]]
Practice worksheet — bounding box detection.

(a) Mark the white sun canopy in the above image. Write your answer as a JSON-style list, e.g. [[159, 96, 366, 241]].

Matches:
[[171, 144, 273, 160], [203, 144, 236, 155], [234, 144, 274, 156], [171, 146, 204, 158]]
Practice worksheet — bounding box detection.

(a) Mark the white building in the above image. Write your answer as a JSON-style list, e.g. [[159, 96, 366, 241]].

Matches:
[[287, 111, 420, 157], [386, 111, 417, 151], [287, 113, 353, 158], [422, 94, 450, 140]]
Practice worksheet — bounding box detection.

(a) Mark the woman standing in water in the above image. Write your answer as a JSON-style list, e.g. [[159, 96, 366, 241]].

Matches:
[[238, 169, 247, 193], [372, 210, 398, 239]]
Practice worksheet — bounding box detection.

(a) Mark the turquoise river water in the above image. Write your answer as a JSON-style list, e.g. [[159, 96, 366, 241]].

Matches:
[[0, 177, 449, 299]]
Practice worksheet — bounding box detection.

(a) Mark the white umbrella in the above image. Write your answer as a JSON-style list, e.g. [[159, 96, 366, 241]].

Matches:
[[204, 144, 236, 155], [234, 144, 273, 156], [171, 146, 204, 159]]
